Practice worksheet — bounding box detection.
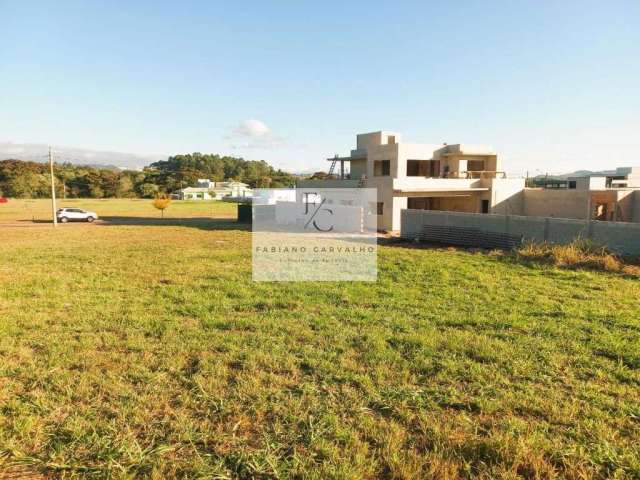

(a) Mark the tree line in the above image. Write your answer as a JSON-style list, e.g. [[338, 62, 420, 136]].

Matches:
[[0, 153, 296, 199]]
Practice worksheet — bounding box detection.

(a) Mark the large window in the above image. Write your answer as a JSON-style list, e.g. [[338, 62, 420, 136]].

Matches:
[[407, 160, 427, 176], [407, 159, 440, 177], [467, 160, 485, 171], [374, 160, 391, 176], [408, 198, 436, 210]]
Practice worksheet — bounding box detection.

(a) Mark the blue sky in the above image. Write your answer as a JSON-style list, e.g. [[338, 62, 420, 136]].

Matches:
[[1, 0, 639, 174]]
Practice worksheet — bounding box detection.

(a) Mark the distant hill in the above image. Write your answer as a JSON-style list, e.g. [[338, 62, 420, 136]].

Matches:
[[81, 163, 127, 171], [0, 142, 163, 170], [534, 169, 618, 180]]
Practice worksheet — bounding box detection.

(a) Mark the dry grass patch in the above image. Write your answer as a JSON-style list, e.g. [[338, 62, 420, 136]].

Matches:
[[516, 239, 639, 275]]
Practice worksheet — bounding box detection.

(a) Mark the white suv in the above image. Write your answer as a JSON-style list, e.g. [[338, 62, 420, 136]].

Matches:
[[57, 208, 99, 223]]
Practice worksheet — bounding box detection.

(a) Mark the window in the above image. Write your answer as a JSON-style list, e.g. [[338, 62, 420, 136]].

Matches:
[[481, 200, 490, 214], [568, 181, 577, 189], [430, 160, 440, 177], [374, 160, 390, 176], [408, 198, 428, 209], [407, 160, 427, 176], [406, 160, 440, 177], [467, 160, 485, 171]]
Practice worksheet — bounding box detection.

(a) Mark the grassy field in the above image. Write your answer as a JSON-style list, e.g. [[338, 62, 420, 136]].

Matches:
[[0, 199, 639, 479], [0, 198, 237, 223]]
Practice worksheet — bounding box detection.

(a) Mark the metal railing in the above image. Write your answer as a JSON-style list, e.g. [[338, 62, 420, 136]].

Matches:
[[460, 170, 506, 179]]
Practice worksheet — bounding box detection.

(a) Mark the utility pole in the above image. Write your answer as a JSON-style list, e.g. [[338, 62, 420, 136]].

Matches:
[[49, 146, 58, 227]]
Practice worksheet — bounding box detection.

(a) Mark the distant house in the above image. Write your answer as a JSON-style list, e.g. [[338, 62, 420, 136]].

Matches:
[[177, 179, 253, 200]]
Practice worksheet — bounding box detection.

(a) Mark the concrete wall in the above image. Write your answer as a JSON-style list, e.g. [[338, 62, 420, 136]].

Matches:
[[523, 189, 590, 219], [616, 190, 635, 223], [356, 132, 383, 150], [356, 131, 401, 150], [634, 191, 640, 223], [487, 178, 526, 215], [366, 143, 399, 179], [350, 159, 367, 179], [433, 196, 477, 213], [366, 177, 396, 230], [523, 188, 640, 222], [628, 174, 640, 188], [390, 196, 407, 232], [623, 167, 640, 187], [401, 209, 640, 256]]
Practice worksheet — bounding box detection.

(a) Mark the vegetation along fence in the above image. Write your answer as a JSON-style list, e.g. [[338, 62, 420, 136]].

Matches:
[[401, 209, 640, 256]]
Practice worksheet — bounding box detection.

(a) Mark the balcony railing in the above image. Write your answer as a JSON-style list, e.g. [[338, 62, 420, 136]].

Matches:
[[409, 171, 507, 179], [459, 171, 506, 179]]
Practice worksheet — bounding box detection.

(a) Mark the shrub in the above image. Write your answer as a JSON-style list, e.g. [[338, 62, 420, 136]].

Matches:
[[152, 195, 171, 218], [515, 239, 630, 273]]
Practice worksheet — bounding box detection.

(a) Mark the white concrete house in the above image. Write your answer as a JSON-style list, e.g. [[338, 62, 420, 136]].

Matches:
[[298, 131, 524, 231], [178, 180, 253, 200]]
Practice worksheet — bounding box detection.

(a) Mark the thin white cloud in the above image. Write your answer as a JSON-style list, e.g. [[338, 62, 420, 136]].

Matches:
[[225, 119, 285, 150], [232, 119, 271, 138]]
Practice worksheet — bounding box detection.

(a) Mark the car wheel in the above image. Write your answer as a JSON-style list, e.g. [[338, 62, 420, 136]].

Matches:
[[86, 216, 95, 223], [59, 217, 68, 223]]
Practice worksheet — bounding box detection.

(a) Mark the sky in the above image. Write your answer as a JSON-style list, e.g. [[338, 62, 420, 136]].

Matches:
[[1, 0, 639, 175]]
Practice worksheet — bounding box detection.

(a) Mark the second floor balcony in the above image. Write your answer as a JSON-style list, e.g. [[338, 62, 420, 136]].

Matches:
[[457, 170, 507, 179]]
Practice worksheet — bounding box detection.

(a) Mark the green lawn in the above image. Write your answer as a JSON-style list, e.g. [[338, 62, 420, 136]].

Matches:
[[0, 198, 237, 223], [0, 200, 639, 479]]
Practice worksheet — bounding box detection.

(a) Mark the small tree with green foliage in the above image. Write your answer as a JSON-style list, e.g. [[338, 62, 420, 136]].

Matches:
[[140, 183, 160, 198]]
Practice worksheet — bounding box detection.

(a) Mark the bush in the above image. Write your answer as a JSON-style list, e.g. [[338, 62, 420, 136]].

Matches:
[[152, 195, 171, 218]]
